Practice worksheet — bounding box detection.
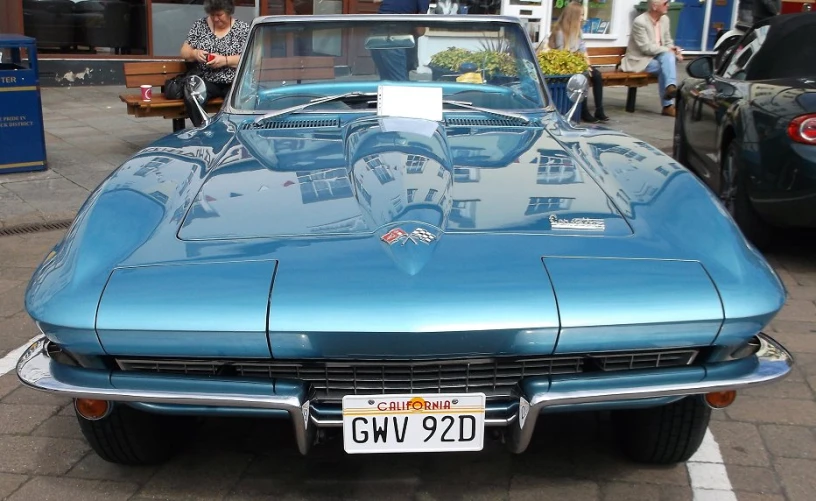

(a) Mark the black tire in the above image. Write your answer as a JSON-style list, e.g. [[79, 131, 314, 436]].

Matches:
[[612, 397, 711, 464], [672, 97, 689, 166], [721, 141, 773, 249], [76, 402, 191, 465]]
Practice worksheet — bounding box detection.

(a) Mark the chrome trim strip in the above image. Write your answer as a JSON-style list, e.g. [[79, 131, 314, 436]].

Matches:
[[15, 339, 313, 454], [17, 333, 792, 455], [310, 415, 517, 428], [505, 333, 793, 453]]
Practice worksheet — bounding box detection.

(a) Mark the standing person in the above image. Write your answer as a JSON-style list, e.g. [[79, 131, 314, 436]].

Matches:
[[545, 1, 609, 123], [371, 0, 430, 81], [620, 0, 683, 117], [180, 0, 250, 126]]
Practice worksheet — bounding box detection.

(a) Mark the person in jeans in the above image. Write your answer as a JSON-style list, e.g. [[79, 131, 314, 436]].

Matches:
[[544, 1, 609, 123], [371, 0, 430, 81], [621, 0, 683, 117]]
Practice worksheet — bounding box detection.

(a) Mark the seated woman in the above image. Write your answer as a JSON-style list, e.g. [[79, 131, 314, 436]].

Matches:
[[542, 2, 609, 123], [180, 0, 250, 127]]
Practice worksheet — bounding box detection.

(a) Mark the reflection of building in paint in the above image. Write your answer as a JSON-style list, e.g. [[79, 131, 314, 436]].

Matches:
[[352, 151, 452, 229], [454, 167, 480, 183], [525, 197, 573, 215], [534, 149, 582, 185], [297, 167, 353, 204], [450, 199, 478, 228]]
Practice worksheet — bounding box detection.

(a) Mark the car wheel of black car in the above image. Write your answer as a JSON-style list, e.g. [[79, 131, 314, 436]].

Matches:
[[76, 403, 192, 465], [672, 98, 688, 166], [721, 142, 773, 249], [612, 396, 711, 464]]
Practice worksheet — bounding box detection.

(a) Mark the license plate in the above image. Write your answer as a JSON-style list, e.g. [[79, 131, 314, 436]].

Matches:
[[342, 393, 486, 454]]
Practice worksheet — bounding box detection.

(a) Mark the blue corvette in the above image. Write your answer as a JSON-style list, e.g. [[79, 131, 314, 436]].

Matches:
[[17, 15, 792, 465]]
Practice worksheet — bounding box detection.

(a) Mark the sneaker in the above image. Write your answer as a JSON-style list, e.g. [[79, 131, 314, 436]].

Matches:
[[663, 84, 677, 101], [662, 105, 676, 117]]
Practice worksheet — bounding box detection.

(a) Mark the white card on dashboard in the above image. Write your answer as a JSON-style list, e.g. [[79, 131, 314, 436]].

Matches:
[[377, 85, 443, 122]]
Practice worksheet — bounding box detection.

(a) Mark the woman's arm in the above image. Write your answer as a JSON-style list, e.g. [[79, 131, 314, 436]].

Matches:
[[181, 42, 207, 64]]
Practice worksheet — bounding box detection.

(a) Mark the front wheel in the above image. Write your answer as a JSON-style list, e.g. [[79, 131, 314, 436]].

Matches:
[[76, 402, 192, 465], [612, 397, 711, 464], [721, 141, 773, 248]]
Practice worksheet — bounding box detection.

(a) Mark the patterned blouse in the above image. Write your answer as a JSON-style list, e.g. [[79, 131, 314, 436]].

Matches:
[[185, 17, 251, 85]]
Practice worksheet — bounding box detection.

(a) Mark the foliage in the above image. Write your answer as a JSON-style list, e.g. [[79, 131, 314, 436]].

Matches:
[[429, 46, 518, 76], [536, 49, 589, 76]]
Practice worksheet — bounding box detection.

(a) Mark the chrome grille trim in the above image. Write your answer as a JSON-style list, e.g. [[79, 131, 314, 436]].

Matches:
[[587, 349, 699, 372], [115, 348, 700, 400]]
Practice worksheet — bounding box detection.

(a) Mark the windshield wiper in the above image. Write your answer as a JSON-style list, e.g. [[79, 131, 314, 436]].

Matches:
[[442, 100, 531, 123], [255, 91, 378, 123]]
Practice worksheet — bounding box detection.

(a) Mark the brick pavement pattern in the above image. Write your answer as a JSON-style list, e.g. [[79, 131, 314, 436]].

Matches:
[[0, 76, 814, 500]]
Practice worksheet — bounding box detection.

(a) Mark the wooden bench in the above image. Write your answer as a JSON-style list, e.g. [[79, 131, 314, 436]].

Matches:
[[587, 46, 660, 113], [120, 61, 224, 132], [120, 57, 336, 132]]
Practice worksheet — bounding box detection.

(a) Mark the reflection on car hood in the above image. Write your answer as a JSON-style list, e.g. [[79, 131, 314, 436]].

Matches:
[[178, 116, 637, 240]]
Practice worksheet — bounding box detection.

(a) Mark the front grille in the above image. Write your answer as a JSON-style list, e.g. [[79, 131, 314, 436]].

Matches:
[[115, 348, 700, 402]]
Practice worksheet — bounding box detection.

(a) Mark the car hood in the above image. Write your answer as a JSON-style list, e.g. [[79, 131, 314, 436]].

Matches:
[[177, 116, 634, 240]]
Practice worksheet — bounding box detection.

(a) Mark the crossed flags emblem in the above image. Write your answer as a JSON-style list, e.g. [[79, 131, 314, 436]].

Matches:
[[381, 227, 437, 246]]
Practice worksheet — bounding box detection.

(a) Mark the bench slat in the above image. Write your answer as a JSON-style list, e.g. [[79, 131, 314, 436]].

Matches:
[[123, 61, 188, 88]]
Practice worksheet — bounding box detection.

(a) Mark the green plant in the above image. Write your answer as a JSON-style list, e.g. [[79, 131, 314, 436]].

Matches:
[[536, 49, 589, 76], [429, 47, 475, 71], [429, 46, 518, 76]]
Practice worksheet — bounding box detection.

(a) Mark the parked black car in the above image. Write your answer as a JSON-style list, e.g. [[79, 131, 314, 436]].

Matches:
[[673, 12, 816, 247]]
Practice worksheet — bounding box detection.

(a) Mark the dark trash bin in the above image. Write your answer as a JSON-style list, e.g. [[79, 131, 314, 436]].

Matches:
[[0, 35, 47, 174]]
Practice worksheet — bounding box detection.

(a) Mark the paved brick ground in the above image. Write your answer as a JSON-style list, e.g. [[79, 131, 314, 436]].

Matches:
[[0, 75, 814, 500]]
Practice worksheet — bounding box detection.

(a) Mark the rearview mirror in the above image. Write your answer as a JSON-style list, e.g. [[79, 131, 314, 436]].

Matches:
[[365, 34, 416, 50], [687, 56, 714, 80]]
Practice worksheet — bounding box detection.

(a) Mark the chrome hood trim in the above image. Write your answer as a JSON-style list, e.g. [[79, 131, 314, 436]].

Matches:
[[17, 333, 792, 455]]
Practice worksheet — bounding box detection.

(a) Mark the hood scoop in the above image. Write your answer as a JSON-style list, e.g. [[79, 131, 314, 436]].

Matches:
[[345, 116, 454, 275], [240, 118, 340, 130]]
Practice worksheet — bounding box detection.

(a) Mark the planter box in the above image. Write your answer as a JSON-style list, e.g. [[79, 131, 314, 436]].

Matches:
[[545, 74, 583, 119]]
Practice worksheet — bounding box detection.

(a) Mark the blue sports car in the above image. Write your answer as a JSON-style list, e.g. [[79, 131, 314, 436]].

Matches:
[[17, 14, 792, 466]]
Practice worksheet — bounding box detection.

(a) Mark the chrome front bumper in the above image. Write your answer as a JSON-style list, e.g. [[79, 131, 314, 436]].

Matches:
[[16, 333, 793, 455]]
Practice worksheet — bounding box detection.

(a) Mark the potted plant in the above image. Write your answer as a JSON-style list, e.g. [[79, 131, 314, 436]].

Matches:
[[536, 49, 589, 116]]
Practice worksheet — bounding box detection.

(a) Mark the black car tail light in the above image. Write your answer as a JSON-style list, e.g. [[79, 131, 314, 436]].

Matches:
[[787, 114, 816, 144]]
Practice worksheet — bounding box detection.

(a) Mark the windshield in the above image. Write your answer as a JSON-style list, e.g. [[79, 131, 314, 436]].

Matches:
[[231, 17, 548, 113]]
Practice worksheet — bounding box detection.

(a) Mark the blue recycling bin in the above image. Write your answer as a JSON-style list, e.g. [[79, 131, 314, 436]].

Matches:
[[0, 35, 47, 174]]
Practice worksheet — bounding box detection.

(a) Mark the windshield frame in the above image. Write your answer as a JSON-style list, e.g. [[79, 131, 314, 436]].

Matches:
[[222, 14, 551, 117]]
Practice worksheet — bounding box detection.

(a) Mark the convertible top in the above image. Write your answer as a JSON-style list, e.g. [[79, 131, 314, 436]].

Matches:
[[745, 12, 816, 80]]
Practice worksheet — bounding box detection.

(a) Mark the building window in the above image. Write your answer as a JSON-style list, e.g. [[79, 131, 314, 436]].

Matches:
[[297, 168, 353, 204], [406, 155, 427, 174], [450, 200, 478, 228], [23, 0, 149, 55], [551, 0, 613, 37], [453, 167, 481, 183], [425, 189, 438, 202], [151, 0, 257, 56], [407, 189, 417, 203], [363, 154, 395, 185], [525, 197, 573, 215]]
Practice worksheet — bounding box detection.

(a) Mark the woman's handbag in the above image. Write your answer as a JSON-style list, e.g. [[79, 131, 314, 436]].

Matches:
[[163, 62, 201, 100]]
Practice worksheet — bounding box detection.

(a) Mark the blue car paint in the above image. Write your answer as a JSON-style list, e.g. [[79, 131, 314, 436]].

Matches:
[[24, 108, 785, 366]]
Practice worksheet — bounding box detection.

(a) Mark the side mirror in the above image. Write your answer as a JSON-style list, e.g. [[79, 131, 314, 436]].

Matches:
[[184, 75, 211, 129], [564, 73, 589, 122], [687, 56, 714, 80]]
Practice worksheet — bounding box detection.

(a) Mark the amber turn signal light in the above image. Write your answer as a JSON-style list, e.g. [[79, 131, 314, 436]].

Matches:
[[75, 399, 111, 420], [704, 391, 737, 409]]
